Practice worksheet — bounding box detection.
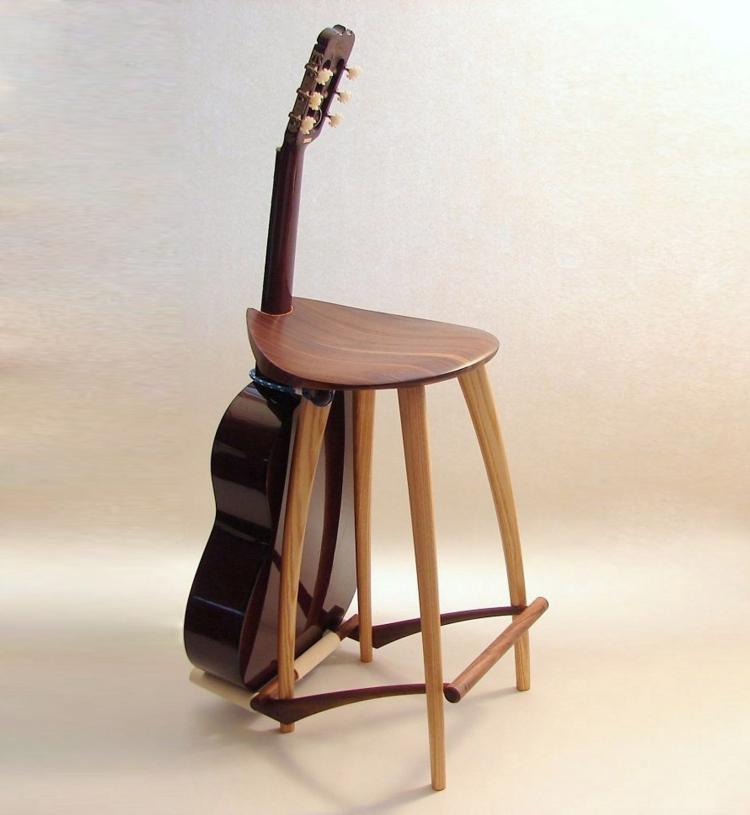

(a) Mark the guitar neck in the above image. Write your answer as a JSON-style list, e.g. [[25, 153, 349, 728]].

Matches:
[[259, 24, 356, 315], [261, 141, 306, 315]]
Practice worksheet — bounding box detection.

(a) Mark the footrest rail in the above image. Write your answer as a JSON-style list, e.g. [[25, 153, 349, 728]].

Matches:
[[443, 597, 549, 703], [348, 604, 526, 649]]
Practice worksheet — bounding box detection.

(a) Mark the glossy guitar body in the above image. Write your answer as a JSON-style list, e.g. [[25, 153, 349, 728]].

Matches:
[[184, 385, 356, 690]]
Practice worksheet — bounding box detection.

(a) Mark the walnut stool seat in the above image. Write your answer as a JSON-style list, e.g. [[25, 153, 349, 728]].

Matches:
[[247, 297, 499, 390], [248, 296, 547, 792]]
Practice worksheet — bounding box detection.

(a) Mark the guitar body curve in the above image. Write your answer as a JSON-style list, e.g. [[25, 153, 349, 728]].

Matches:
[[184, 385, 356, 690]]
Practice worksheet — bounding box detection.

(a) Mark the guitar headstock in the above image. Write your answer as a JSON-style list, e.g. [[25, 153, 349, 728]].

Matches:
[[285, 25, 357, 147]]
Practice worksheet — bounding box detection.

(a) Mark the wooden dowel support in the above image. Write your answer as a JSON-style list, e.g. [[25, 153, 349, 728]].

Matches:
[[443, 597, 548, 703], [291, 629, 342, 681]]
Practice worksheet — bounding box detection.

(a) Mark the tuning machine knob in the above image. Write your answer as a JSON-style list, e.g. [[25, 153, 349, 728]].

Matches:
[[316, 67, 334, 84], [327, 112, 343, 128], [336, 90, 351, 104], [299, 115, 315, 135], [308, 91, 324, 110], [345, 65, 362, 80]]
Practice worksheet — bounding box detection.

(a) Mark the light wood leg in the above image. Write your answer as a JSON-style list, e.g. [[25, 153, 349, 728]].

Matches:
[[398, 385, 446, 792], [353, 389, 375, 663], [277, 397, 331, 733], [458, 365, 530, 691]]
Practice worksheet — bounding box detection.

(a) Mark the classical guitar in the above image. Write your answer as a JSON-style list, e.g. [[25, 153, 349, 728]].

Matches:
[[184, 26, 358, 690]]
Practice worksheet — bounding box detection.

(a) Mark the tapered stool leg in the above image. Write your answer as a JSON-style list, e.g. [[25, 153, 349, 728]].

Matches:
[[277, 398, 331, 733], [353, 389, 375, 663], [398, 385, 446, 791], [458, 365, 531, 691]]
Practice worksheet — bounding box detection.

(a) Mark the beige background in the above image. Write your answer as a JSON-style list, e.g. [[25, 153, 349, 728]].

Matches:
[[3, 2, 749, 813]]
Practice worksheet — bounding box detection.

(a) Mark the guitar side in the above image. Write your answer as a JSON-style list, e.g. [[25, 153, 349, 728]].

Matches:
[[184, 386, 357, 690]]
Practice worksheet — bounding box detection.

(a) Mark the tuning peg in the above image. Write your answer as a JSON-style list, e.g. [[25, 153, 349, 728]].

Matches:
[[336, 90, 351, 104], [308, 91, 323, 110], [316, 67, 334, 84], [327, 112, 343, 128], [345, 65, 362, 80], [299, 115, 315, 135]]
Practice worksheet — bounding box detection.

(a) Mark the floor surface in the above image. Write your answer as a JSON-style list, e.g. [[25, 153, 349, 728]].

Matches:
[[3, 522, 749, 814]]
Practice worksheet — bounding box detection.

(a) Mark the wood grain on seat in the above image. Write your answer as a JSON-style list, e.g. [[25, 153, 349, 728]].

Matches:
[[247, 297, 499, 391]]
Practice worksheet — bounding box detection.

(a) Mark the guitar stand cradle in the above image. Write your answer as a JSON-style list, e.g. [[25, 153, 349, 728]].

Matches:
[[191, 297, 548, 792]]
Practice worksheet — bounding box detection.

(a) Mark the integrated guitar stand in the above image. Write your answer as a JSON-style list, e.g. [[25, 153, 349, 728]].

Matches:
[[192, 297, 549, 792], [193, 600, 547, 719]]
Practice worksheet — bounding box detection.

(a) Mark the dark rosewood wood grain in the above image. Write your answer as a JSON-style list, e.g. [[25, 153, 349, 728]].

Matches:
[[261, 146, 305, 314], [347, 605, 527, 649], [247, 297, 499, 391], [183, 386, 357, 691], [443, 597, 549, 703], [334, 612, 361, 641], [251, 683, 428, 724]]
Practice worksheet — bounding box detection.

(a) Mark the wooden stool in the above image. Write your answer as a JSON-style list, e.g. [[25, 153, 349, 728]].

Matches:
[[247, 297, 548, 791]]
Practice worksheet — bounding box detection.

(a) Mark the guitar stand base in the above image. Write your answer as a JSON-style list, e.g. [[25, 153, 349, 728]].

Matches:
[[191, 598, 548, 726]]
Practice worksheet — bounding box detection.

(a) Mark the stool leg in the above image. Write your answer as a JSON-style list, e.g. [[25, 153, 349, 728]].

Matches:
[[458, 365, 531, 691], [277, 398, 331, 733], [398, 385, 446, 792], [353, 389, 375, 663]]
